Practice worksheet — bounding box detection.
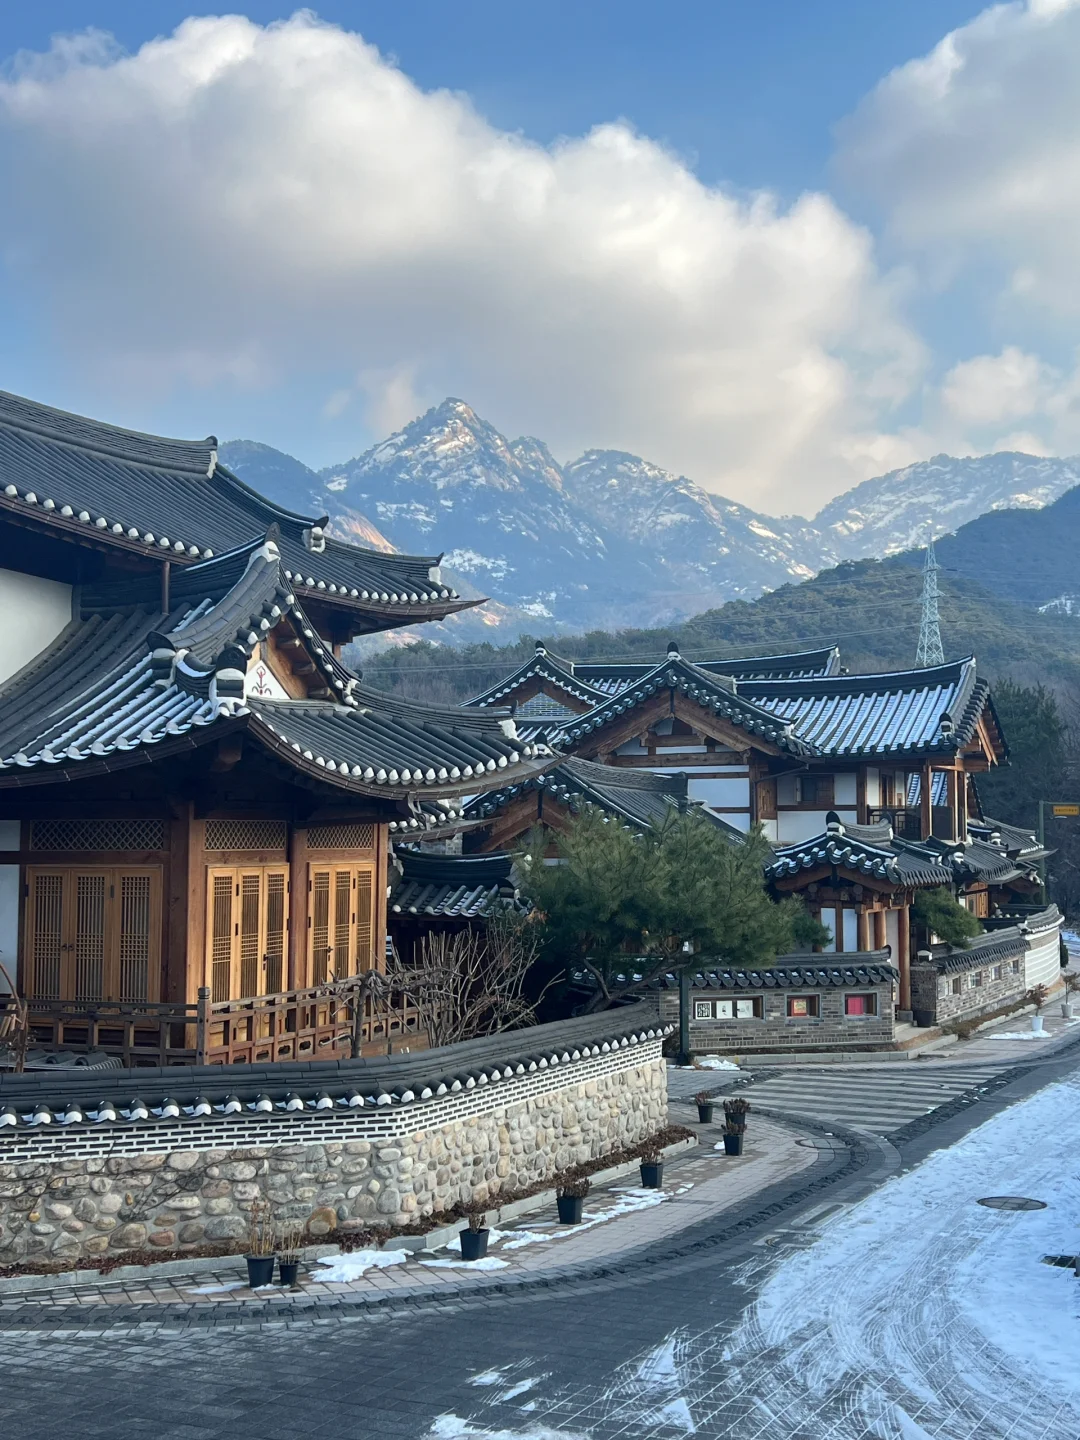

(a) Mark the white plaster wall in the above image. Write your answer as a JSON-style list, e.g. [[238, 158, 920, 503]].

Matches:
[[842, 908, 858, 952], [0, 867, 18, 992], [819, 910, 836, 953], [886, 908, 900, 964], [865, 768, 880, 806], [0, 569, 71, 685], [1025, 922, 1062, 990], [834, 774, 857, 806], [775, 810, 857, 844], [686, 776, 750, 810]]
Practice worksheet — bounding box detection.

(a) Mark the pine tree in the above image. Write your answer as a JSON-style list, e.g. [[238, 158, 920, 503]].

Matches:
[[518, 807, 826, 1010]]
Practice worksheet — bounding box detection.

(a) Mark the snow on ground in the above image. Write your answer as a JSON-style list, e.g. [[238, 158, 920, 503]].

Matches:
[[311, 1249, 409, 1282], [430, 1418, 587, 1439], [694, 1056, 742, 1072], [437, 1077, 1080, 1437], [717, 1072, 1080, 1434]]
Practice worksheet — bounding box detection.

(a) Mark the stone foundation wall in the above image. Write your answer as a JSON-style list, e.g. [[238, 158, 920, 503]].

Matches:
[[0, 1045, 666, 1266]]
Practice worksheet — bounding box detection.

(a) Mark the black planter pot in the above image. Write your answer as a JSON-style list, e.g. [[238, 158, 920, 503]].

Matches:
[[697, 1103, 714, 1124], [639, 1161, 664, 1189], [459, 1228, 490, 1261], [723, 1132, 744, 1156], [278, 1259, 300, 1287], [245, 1254, 275, 1288], [557, 1194, 584, 1225]]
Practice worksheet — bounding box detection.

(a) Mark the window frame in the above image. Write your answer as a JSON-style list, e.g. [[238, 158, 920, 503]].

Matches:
[[786, 994, 820, 1019], [843, 991, 878, 1018]]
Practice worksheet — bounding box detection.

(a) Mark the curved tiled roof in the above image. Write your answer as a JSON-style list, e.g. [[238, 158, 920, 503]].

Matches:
[[391, 850, 518, 918], [767, 825, 950, 888], [920, 926, 1027, 973], [741, 658, 999, 758], [561, 650, 815, 755], [653, 952, 899, 989], [576, 645, 842, 693], [0, 540, 551, 800], [469, 644, 842, 709], [465, 755, 695, 832], [467, 644, 608, 710], [0, 1004, 672, 1131], [0, 389, 476, 629]]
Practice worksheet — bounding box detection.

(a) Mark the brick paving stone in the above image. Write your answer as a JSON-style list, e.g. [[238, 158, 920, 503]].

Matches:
[[8, 1061, 1074, 1440]]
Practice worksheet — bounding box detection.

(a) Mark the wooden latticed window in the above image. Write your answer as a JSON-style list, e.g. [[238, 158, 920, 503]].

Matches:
[[205, 866, 290, 1002], [23, 867, 161, 1003], [308, 865, 377, 984]]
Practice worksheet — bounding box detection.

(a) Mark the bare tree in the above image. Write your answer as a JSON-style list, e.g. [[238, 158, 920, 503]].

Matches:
[[389, 909, 554, 1049], [0, 962, 29, 1074]]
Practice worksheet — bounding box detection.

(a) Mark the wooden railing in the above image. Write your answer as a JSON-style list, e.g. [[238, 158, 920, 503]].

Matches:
[[8, 979, 425, 1069], [867, 806, 924, 840]]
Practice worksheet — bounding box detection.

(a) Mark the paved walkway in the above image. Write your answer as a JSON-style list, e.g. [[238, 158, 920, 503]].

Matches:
[[0, 1115, 816, 1317]]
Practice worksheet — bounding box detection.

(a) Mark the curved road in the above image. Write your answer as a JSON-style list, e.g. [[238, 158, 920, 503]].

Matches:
[[6, 1042, 1080, 1440]]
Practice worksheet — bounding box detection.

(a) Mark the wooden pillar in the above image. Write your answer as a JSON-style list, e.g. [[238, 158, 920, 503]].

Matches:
[[920, 761, 933, 839], [856, 908, 870, 953], [183, 808, 205, 1005], [374, 822, 389, 975], [873, 909, 887, 952], [165, 803, 190, 1004], [288, 824, 308, 991], [897, 904, 911, 1013]]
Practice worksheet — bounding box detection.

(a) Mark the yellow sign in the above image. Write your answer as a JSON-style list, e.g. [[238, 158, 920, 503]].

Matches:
[[1053, 804, 1080, 817]]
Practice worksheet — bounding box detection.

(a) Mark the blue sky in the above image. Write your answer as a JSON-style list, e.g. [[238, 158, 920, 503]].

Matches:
[[0, 3, 987, 195], [0, 2, 1077, 512]]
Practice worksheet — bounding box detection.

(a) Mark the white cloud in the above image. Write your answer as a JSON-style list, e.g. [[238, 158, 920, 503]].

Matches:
[[0, 12, 923, 511], [940, 347, 1053, 429], [837, 0, 1080, 316]]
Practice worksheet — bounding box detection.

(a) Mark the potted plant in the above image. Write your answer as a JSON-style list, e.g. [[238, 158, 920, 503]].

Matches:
[[722, 1122, 744, 1156], [1028, 983, 1049, 1034], [245, 1199, 276, 1289], [460, 1211, 490, 1260], [694, 1090, 715, 1124], [639, 1146, 664, 1189], [277, 1220, 303, 1288], [1062, 973, 1080, 1018], [556, 1175, 590, 1224], [723, 1097, 751, 1132]]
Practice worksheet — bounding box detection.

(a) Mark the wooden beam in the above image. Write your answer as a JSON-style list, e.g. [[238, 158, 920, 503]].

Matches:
[[183, 810, 205, 1006], [287, 824, 308, 991], [897, 904, 911, 1012]]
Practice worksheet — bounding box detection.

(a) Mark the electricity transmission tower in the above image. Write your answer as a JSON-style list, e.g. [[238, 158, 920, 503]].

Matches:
[[916, 540, 944, 667]]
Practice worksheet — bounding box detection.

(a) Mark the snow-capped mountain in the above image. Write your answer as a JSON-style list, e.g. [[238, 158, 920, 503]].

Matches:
[[814, 451, 1080, 561], [220, 402, 1080, 641]]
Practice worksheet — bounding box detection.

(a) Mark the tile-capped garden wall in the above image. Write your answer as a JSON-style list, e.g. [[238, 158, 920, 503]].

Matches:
[[0, 1009, 668, 1265]]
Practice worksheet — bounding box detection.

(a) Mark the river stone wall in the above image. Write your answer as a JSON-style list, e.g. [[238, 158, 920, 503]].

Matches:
[[0, 1041, 665, 1265]]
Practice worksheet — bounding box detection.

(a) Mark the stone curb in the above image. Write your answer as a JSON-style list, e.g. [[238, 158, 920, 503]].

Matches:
[[0, 1138, 698, 1299]]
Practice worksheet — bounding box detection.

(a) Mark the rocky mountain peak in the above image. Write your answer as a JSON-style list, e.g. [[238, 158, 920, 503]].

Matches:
[[223, 401, 1080, 645]]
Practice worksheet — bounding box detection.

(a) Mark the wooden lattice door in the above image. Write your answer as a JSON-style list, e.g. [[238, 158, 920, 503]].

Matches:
[[23, 867, 161, 1002], [206, 866, 290, 1001], [308, 865, 376, 984]]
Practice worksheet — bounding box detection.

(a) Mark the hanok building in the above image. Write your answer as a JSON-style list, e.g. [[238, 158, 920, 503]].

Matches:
[[467, 640, 1057, 1037], [0, 392, 551, 1065]]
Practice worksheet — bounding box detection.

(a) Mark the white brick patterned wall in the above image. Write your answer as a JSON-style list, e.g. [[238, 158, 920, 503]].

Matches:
[[0, 1038, 664, 1166]]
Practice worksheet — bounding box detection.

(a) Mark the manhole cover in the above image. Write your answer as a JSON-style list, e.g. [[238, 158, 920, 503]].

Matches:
[[977, 1196, 1047, 1211]]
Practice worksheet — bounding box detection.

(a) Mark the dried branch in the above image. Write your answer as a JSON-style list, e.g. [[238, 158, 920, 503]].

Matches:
[[388, 907, 553, 1048], [0, 960, 29, 1074]]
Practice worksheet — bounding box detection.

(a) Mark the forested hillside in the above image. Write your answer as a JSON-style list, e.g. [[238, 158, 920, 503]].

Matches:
[[362, 556, 1080, 710]]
